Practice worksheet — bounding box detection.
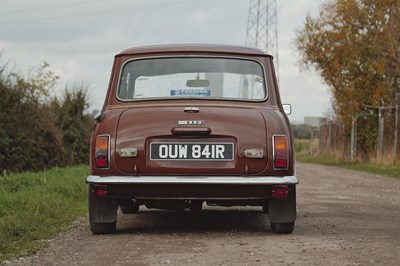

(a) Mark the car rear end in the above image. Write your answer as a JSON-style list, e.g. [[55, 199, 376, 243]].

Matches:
[[87, 44, 298, 234]]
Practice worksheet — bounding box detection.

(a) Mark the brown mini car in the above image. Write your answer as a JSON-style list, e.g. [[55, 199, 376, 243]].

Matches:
[[87, 44, 298, 235]]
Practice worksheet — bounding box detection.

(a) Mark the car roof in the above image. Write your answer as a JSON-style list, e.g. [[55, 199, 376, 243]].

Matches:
[[118, 44, 272, 57]]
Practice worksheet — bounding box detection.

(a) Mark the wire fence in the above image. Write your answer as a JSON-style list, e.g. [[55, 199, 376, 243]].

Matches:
[[317, 108, 400, 162]]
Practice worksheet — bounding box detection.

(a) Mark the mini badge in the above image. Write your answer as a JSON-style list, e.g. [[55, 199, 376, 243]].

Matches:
[[178, 120, 205, 125]]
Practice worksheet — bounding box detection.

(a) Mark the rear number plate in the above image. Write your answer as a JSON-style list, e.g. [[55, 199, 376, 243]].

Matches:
[[150, 143, 234, 161]]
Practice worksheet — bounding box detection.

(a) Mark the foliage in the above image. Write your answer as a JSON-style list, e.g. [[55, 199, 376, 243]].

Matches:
[[0, 61, 92, 172], [295, 0, 400, 153], [0, 62, 63, 172], [294, 139, 311, 156], [51, 82, 92, 165], [0, 165, 88, 262]]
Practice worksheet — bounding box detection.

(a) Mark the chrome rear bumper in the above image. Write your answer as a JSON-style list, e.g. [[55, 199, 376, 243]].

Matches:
[[86, 175, 298, 185]]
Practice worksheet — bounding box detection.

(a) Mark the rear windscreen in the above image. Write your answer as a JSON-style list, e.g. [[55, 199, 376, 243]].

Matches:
[[117, 57, 267, 101]]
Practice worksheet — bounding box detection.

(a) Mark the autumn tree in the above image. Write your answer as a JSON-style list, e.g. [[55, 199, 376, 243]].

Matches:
[[295, 0, 400, 156]]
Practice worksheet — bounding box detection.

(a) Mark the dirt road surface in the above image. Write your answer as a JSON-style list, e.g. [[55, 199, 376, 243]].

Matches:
[[6, 163, 400, 266]]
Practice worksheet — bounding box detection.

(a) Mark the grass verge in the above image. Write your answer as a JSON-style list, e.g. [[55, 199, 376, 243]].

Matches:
[[294, 139, 400, 180], [0, 165, 88, 262], [297, 155, 400, 180]]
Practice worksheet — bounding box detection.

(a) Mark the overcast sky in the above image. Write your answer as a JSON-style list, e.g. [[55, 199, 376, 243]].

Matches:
[[0, 0, 329, 123]]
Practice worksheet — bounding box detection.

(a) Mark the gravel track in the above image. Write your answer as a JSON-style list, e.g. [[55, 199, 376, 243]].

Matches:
[[6, 162, 400, 266]]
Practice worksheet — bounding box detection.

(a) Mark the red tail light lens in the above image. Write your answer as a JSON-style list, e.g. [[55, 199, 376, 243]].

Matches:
[[95, 135, 110, 169], [272, 185, 289, 199], [273, 135, 288, 169], [94, 185, 108, 198]]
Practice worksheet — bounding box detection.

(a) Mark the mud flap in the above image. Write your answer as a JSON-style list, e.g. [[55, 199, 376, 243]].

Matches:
[[88, 185, 118, 223], [268, 186, 296, 223]]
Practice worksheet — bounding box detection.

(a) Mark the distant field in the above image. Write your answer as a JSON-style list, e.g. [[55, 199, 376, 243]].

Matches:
[[294, 138, 400, 180], [0, 165, 88, 262]]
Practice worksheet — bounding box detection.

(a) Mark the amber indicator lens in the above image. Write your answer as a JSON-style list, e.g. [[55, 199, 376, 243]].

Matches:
[[273, 135, 288, 169], [96, 136, 109, 150], [274, 136, 288, 150], [95, 135, 109, 168]]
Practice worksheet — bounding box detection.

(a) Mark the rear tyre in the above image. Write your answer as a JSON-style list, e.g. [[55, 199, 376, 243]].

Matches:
[[270, 222, 294, 234], [88, 185, 117, 235], [90, 221, 116, 235]]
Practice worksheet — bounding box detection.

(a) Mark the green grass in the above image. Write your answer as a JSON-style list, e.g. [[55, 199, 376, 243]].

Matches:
[[0, 165, 88, 262], [294, 138, 400, 180], [297, 155, 400, 180], [294, 139, 316, 156]]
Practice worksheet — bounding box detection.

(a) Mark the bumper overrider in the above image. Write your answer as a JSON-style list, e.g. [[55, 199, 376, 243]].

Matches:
[[86, 175, 298, 200]]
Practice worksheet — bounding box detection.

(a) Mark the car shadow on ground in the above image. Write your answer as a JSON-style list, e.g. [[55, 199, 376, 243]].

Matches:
[[116, 207, 273, 234]]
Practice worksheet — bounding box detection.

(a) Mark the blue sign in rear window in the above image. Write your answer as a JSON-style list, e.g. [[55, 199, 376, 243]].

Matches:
[[170, 89, 211, 96]]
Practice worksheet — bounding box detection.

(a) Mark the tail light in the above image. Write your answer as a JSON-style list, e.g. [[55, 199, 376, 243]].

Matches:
[[273, 135, 288, 169], [272, 185, 289, 199], [93, 185, 108, 198], [95, 135, 110, 169]]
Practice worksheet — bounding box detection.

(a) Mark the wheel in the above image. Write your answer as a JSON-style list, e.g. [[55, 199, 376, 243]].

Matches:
[[90, 221, 116, 235], [270, 222, 295, 234], [120, 200, 139, 214], [189, 200, 203, 212], [88, 185, 117, 235], [262, 204, 269, 213]]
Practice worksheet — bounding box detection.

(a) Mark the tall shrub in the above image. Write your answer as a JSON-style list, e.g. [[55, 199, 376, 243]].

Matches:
[[0, 63, 64, 172], [0, 62, 92, 172], [51, 82, 92, 165]]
